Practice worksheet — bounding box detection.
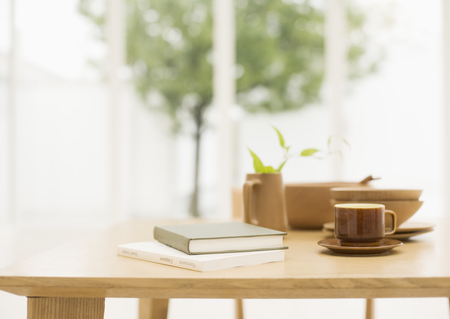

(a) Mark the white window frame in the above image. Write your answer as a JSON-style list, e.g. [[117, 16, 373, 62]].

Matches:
[[7, 0, 17, 224], [213, 0, 235, 217], [443, 0, 450, 209]]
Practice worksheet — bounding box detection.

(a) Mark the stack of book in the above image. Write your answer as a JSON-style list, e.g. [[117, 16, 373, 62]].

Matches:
[[117, 222, 288, 272]]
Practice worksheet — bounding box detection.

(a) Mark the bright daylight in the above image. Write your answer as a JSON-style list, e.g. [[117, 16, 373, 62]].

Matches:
[[0, 0, 449, 318]]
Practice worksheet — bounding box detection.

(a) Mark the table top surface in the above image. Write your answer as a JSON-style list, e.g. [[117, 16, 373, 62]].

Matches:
[[0, 218, 449, 299]]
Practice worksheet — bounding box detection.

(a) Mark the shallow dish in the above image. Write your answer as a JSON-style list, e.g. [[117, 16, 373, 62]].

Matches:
[[321, 227, 434, 241], [390, 221, 435, 233], [385, 228, 434, 240], [318, 238, 403, 255]]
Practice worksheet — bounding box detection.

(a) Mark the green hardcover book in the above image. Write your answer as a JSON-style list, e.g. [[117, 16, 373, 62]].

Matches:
[[153, 222, 288, 255]]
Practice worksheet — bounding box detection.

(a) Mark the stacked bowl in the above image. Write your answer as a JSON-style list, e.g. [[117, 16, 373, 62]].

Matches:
[[329, 188, 423, 228]]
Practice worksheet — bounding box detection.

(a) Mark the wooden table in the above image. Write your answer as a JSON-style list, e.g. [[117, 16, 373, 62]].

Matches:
[[0, 219, 449, 318]]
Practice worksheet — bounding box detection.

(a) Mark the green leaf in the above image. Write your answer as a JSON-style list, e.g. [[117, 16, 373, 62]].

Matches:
[[276, 160, 287, 172], [263, 166, 276, 173], [341, 138, 350, 149], [248, 148, 264, 173], [272, 126, 286, 149], [248, 149, 283, 174], [301, 148, 320, 157], [328, 136, 350, 150]]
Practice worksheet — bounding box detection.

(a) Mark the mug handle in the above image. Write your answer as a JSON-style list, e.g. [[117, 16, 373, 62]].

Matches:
[[243, 179, 261, 225], [385, 210, 397, 235]]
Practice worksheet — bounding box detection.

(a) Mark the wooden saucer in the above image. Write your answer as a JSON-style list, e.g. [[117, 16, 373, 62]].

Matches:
[[321, 227, 434, 240], [387, 228, 434, 240], [392, 222, 435, 233], [318, 238, 403, 255], [323, 221, 435, 233]]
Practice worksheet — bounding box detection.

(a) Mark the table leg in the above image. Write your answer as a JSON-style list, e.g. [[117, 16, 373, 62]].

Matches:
[[235, 299, 244, 319], [27, 297, 105, 319], [139, 299, 169, 319], [365, 299, 374, 319]]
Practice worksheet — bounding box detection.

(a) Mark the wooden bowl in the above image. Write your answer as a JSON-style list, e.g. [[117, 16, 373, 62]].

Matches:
[[330, 188, 422, 201], [330, 200, 424, 227], [285, 182, 373, 229]]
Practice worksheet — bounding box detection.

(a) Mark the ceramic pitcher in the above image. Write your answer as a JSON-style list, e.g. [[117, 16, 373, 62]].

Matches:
[[243, 173, 288, 231]]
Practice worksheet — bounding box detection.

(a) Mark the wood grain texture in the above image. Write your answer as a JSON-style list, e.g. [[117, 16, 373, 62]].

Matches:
[[365, 299, 374, 319], [284, 182, 371, 229], [235, 299, 244, 319], [27, 297, 104, 319], [330, 188, 422, 201], [232, 188, 244, 219], [0, 218, 449, 299], [138, 299, 169, 319]]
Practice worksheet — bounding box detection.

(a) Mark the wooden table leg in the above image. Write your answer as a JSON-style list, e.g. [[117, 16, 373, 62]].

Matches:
[[139, 299, 169, 319], [365, 299, 374, 319], [235, 299, 244, 319], [27, 297, 105, 319]]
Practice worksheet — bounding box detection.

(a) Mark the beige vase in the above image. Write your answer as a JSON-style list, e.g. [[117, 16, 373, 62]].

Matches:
[[243, 173, 288, 231]]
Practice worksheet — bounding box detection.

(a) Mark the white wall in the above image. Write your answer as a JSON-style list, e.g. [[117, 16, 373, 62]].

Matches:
[[132, 99, 176, 218], [15, 83, 109, 224], [0, 72, 177, 226]]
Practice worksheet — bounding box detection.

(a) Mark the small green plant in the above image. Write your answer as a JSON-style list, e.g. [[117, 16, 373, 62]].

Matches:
[[248, 126, 349, 173]]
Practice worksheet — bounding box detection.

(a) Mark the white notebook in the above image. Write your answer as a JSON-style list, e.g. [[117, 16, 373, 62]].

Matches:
[[118, 241, 285, 272]]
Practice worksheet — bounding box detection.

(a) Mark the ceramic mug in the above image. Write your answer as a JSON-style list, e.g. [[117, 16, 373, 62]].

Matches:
[[334, 203, 397, 246]]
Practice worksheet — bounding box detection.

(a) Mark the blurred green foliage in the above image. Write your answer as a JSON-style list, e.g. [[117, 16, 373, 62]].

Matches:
[[80, 0, 376, 129], [79, 0, 378, 216]]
